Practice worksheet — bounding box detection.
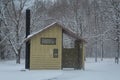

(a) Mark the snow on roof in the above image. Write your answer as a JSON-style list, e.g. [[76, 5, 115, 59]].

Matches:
[[26, 22, 57, 40], [24, 22, 86, 42]]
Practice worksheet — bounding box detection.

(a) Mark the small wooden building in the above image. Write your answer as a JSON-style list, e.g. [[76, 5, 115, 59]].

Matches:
[[25, 22, 86, 70]]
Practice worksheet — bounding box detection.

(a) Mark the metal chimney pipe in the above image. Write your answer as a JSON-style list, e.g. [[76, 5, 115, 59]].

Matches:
[[26, 9, 30, 37], [25, 9, 30, 69]]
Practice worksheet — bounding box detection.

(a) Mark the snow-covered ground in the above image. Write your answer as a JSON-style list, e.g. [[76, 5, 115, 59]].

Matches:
[[0, 58, 120, 80]]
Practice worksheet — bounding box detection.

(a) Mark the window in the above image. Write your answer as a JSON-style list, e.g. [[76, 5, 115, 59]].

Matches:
[[41, 38, 56, 45], [53, 49, 58, 58]]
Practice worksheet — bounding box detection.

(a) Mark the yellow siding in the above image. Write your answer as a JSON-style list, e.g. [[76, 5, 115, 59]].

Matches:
[[30, 25, 62, 69], [82, 43, 85, 70]]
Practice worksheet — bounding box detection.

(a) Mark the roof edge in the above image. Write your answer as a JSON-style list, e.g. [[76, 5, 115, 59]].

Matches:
[[24, 22, 87, 43]]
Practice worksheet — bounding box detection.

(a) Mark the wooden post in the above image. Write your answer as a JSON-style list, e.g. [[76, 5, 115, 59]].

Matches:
[[75, 39, 84, 70], [75, 40, 81, 69], [81, 42, 85, 70]]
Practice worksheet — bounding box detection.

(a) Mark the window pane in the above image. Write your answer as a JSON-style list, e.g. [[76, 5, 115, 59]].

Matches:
[[41, 38, 56, 45]]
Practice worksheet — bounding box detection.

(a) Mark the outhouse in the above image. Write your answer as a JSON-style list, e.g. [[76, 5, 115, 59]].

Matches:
[[25, 22, 86, 70]]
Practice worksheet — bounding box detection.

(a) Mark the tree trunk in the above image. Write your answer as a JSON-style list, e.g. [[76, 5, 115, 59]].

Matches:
[[95, 38, 97, 62], [95, 52, 97, 62], [16, 49, 21, 64], [117, 37, 119, 64], [101, 40, 104, 61]]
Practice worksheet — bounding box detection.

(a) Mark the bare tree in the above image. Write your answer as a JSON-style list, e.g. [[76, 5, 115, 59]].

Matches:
[[110, 0, 120, 64], [0, 19, 5, 60], [1, 0, 28, 63]]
